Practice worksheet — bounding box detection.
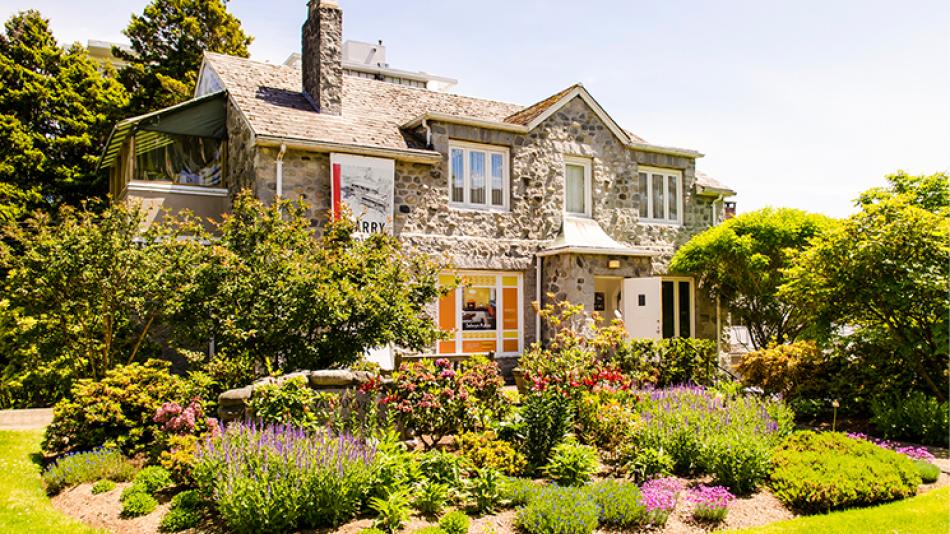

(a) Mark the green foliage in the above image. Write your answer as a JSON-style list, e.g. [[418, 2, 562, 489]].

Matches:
[[0, 10, 128, 217], [610, 337, 720, 386], [121, 486, 158, 517], [414, 527, 445, 534], [515, 485, 600, 534], [781, 172, 949, 401], [456, 431, 526, 476], [457, 356, 511, 426], [42, 360, 186, 456], [586, 479, 645, 528], [501, 477, 540, 506], [0, 203, 204, 408], [41, 448, 137, 495], [132, 466, 173, 494], [871, 392, 949, 447], [466, 468, 503, 514], [413, 480, 449, 516], [360, 529, 388, 534], [915, 460, 940, 484], [418, 449, 465, 487], [370, 489, 412, 534], [770, 431, 920, 513], [368, 433, 423, 500], [575, 391, 638, 461], [521, 389, 574, 471], [248, 376, 321, 428], [542, 441, 599, 486], [438, 510, 470, 534], [671, 207, 834, 349], [620, 446, 673, 482], [90, 479, 116, 494], [159, 489, 203, 532], [116, 0, 252, 114]]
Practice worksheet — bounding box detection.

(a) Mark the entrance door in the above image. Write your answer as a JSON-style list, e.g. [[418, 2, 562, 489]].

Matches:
[[622, 277, 662, 339]]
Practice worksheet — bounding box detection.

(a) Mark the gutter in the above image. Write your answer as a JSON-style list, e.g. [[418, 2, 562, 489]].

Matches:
[[256, 135, 443, 164], [535, 246, 659, 258]]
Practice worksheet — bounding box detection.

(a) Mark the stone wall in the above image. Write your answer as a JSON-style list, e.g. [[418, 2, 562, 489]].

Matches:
[[225, 99, 257, 197]]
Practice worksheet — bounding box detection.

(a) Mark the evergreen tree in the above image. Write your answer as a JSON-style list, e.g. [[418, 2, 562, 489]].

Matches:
[[0, 10, 128, 217], [116, 0, 253, 115]]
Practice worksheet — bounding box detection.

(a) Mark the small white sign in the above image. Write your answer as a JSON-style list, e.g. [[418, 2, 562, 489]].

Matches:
[[330, 153, 395, 235]]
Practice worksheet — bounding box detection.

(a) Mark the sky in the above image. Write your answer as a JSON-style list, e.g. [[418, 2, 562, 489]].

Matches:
[[3, 0, 948, 217]]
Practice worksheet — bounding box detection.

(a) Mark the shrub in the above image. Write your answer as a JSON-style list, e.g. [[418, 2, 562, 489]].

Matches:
[[770, 431, 920, 513], [370, 489, 412, 533], [121, 488, 158, 517], [384, 359, 475, 449], [438, 510, 470, 534], [43, 360, 187, 456], [736, 341, 825, 398], [413, 480, 449, 516], [91, 480, 116, 494], [193, 423, 376, 533], [914, 460, 940, 484], [686, 485, 734, 523], [42, 448, 137, 495], [501, 477, 540, 506], [586, 479, 645, 528], [369, 430, 424, 499], [457, 356, 511, 427], [871, 392, 949, 447], [467, 468, 503, 514], [159, 434, 201, 485], [639, 477, 684, 527], [575, 390, 638, 460], [542, 441, 598, 486], [521, 389, 573, 470], [248, 376, 321, 429], [515, 485, 599, 534], [456, 431, 526, 476], [620, 446, 673, 482], [613, 337, 720, 386], [133, 465, 173, 494], [418, 449, 465, 487], [159, 490, 203, 532]]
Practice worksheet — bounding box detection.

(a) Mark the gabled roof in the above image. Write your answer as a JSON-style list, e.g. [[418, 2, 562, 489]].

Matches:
[[695, 171, 737, 197]]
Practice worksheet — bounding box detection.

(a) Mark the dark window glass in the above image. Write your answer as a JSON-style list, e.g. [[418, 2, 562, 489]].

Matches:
[[678, 281, 691, 338], [661, 281, 675, 338], [134, 133, 223, 186]]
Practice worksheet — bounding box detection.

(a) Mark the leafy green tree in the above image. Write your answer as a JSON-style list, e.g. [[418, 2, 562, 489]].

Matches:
[[0, 202, 206, 408], [116, 0, 252, 115], [0, 10, 128, 217], [670, 207, 835, 349], [177, 193, 448, 385], [781, 172, 949, 400]]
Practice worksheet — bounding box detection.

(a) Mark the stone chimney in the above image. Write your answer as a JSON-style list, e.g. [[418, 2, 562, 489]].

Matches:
[[302, 0, 343, 115]]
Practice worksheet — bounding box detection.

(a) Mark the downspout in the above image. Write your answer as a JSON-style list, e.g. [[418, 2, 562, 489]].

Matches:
[[711, 193, 724, 225], [275, 143, 287, 197], [535, 255, 542, 345]]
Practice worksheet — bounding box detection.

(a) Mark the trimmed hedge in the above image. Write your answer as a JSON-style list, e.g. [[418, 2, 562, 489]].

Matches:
[[770, 431, 920, 513]]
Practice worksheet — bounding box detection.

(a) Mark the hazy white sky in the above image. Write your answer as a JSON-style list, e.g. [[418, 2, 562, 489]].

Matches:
[[3, 0, 948, 217]]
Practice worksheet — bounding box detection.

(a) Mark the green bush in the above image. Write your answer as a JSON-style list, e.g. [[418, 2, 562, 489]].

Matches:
[[871, 392, 949, 447], [370, 489, 412, 533], [41, 448, 137, 495], [91, 479, 116, 494], [456, 431, 526, 476], [521, 389, 573, 470], [613, 337, 720, 386], [159, 490, 204, 532], [418, 449, 464, 487], [133, 465, 173, 494], [586, 479, 645, 528], [516, 485, 599, 534], [413, 480, 449, 516], [542, 441, 598, 486], [42, 360, 187, 456], [770, 431, 920, 513], [501, 477, 540, 506], [438, 510, 470, 534], [915, 460, 940, 484], [620, 446, 673, 482], [466, 468, 503, 514], [248, 376, 321, 429], [121, 487, 158, 517]]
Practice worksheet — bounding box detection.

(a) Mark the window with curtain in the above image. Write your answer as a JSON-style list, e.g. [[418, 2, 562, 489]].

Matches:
[[637, 167, 682, 223], [448, 142, 508, 209], [564, 157, 591, 216]]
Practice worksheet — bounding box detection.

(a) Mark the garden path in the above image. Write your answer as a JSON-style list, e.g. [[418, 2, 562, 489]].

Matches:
[[0, 408, 53, 430]]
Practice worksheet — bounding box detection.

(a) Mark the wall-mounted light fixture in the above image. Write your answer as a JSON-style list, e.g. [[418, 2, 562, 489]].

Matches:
[[608, 259, 621, 269]]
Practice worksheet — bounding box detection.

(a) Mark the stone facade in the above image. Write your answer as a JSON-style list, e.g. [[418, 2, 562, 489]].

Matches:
[[301, 0, 343, 115]]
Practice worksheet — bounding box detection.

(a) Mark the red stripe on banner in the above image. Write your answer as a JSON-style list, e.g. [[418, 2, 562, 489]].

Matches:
[[331, 162, 341, 220]]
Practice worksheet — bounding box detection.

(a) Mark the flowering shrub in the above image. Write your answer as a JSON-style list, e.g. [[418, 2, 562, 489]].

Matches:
[[153, 398, 219, 484], [575, 390, 638, 459], [770, 431, 920, 512], [846, 432, 937, 461], [633, 386, 793, 493], [41, 448, 137, 495], [515, 485, 600, 534], [686, 485, 734, 522], [586, 479, 645, 528], [193, 422, 376, 532], [639, 477, 685, 527], [501, 477, 541, 506], [457, 356, 511, 426]]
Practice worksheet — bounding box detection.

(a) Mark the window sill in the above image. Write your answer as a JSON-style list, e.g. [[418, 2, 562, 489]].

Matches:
[[127, 181, 228, 197], [638, 219, 683, 227], [448, 203, 510, 213]]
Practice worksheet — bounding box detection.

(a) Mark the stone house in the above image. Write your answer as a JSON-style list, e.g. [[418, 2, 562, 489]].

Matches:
[[100, 0, 735, 371]]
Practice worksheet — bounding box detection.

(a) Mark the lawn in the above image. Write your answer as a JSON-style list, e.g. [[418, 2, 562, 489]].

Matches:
[[735, 486, 950, 534], [0, 430, 103, 534]]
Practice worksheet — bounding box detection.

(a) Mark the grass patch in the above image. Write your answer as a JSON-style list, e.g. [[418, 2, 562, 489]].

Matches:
[[0, 430, 104, 534], [736, 486, 950, 534]]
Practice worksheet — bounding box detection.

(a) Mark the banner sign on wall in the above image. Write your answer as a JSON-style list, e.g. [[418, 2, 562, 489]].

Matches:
[[329, 153, 395, 235]]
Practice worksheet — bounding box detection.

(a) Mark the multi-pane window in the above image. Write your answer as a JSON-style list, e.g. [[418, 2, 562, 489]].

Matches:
[[449, 142, 508, 209], [437, 272, 523, 355], [637, 167, 682, 224], [564, 157, 592, 216]]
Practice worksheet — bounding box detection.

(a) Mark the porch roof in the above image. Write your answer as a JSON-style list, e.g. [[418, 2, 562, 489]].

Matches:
[[537, 216, 658, 257]]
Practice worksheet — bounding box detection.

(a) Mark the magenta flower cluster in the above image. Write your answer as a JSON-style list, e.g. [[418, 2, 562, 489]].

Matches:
[[847, 432, 936, 461], [640, 476, 685, 526], [154, 399, 217, 435], [686, 484, 735, 509]]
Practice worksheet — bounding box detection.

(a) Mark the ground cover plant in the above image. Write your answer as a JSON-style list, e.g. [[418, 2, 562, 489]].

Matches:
[[686, 484, 735, 523], [41, 448, 137, 495], [769, 431, 920, 513]]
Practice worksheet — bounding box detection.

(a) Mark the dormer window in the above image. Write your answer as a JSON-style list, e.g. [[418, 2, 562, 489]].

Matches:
[[638, 166, 682, 224], [564, 156, 592, 217], [449, 141, 509, 210]]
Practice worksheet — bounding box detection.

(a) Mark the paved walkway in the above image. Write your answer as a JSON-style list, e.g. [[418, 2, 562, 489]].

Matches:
[[0, 407, 53, 430]]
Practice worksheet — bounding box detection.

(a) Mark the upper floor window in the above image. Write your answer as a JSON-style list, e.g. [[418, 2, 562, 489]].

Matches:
[[449, 142, 509, 210], [638, 167, 682, 224], [564, 156, 592, 217], [134, 133, 224, 187]]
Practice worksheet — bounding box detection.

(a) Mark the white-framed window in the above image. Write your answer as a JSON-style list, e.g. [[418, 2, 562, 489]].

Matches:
[[437, 272, 523, 356], [637, 166, 682, 224], [564, 156, 592, 217], [448, 141, 509, 210]]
